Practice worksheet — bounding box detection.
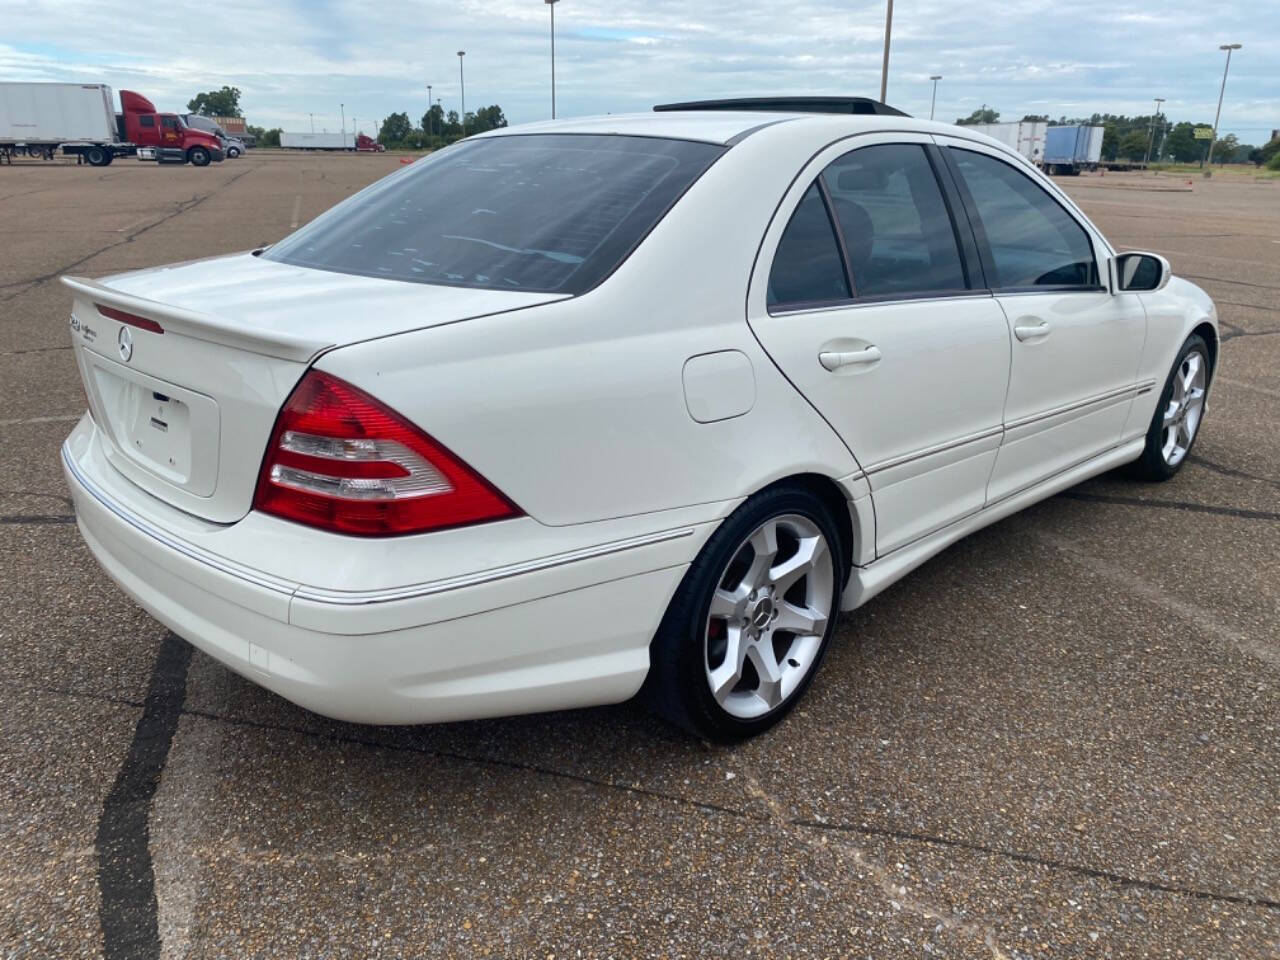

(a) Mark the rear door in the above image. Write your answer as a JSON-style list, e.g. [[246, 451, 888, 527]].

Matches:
[[747, 134, 1010, 556], [936, 138, 1146, 502]]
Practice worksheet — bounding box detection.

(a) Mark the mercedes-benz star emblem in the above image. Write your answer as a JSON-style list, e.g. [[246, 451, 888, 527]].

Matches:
[[117, 325, 133, 362]]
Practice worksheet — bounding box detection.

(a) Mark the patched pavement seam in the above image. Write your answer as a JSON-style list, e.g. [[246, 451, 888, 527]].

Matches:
[[1061, 491, 1280, 522], [96, 633, 192, 960]]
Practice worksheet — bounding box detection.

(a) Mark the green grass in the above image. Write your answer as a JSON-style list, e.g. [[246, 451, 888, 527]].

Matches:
[[1148, 162, 1278, 179]]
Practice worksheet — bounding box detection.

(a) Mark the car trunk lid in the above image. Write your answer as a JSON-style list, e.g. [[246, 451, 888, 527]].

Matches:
[[63, 254, 563, 524]]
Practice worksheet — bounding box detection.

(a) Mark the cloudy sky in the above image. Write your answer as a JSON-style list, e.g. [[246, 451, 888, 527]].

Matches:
[[3, 0, 1276, 143]]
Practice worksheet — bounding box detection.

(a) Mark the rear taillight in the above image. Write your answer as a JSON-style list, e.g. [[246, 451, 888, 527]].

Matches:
[[253, 370, 521, 536]]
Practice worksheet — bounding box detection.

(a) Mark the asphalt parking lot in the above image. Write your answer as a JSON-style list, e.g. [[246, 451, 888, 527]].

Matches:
[[1, 151, 1276, 959]]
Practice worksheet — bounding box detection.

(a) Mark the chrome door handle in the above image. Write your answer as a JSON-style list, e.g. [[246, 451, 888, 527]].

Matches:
[[819, 345, 881, 371], [1013, 318, 1051, 342]]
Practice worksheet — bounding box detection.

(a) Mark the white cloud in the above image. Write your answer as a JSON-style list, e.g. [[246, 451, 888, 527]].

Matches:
[[1, 0, 1274, 141]]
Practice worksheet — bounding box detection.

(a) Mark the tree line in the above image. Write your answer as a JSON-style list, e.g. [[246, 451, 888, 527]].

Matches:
[[184, 86, 506, 151], [376, 105, 508, 149], [956, 108, 1280, 168]]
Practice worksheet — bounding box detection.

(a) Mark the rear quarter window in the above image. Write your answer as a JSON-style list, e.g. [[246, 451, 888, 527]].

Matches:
[[265, 134, 725, 295]]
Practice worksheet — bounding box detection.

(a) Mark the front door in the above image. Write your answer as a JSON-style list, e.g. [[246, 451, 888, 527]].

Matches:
[[936, 139, 1147, 502], [160, 115, 182, 148], [747, 135, 1010, 556]]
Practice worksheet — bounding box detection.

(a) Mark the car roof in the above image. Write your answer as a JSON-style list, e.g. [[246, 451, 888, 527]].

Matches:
[[474, 111, 968, 147]]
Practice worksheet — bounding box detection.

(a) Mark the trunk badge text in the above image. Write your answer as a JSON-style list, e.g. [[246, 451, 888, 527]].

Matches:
[[117, 326, 133, 362]]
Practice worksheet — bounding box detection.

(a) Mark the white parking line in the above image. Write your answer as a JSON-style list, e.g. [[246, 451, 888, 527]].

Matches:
[[116, 214, 157, 234], [1037, 531, 1279, 669], [289, 195, 301, 229]]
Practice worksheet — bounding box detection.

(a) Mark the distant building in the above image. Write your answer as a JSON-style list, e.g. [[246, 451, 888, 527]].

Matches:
[[213, 116, 247, 135]]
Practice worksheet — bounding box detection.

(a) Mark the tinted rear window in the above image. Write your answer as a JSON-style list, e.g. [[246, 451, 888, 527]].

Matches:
[[264, 134, 724, 295]]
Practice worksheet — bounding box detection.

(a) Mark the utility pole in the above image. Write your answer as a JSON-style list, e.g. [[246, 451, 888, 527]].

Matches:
[[879, 0, 893, 103], [929, 75, 941, 121], [1205, 43, 1241, 169], [1144, 97, 1164, 166], [546, 0, 560, 119], [426, 84, 433, 137], [340, 103, 346, 149], [457, 51, 466, 136], [309, 112, 314, 133]]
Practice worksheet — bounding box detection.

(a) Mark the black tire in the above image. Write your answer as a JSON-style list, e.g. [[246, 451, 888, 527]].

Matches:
[[188, 147, 211, 167], [645, 484, 846, 741], [227, 146, 241, 158], [1127, 333, 1211, 481], [85, 145, 110, 167]]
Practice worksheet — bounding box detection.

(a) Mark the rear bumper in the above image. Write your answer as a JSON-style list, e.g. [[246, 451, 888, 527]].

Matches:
[[62, 417, 701, 724]]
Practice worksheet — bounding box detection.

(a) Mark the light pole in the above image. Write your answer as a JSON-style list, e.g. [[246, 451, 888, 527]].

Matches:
[[1143, 97, 1164, 166], [309, 112, 314, 133], [340, 103, 346, 149], [426, 84, 433, 137], [928, 75, 941, 121], [546, 0, 560, 119], [1205, 43, 1241, 168], [879, 0, 893, 103], [457, 51, 466, 136]]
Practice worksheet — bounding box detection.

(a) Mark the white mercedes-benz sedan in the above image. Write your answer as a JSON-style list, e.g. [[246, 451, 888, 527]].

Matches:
[[62, 98, 1218, 739]]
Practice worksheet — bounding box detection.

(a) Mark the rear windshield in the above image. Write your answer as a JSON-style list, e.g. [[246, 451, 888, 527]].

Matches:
[[264, 134, 724, 295]]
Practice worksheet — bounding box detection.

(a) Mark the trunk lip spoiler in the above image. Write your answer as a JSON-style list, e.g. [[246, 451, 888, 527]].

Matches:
[[61, 274, 334, 363]]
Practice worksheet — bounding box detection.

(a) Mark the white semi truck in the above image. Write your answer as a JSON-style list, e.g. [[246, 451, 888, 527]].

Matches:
[[0, 82, 225, 166]]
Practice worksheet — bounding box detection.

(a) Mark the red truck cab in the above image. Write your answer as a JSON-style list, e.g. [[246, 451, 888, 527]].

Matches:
[[355, 133, 385, 152], [118, 90, 224, 165]]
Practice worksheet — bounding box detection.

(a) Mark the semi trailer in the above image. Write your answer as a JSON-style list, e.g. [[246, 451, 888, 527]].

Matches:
[[964, 121, 1048, 165], [0, 83, 224, 166], [280, 131, 385, 151], [1042, 124, 1104, 175]]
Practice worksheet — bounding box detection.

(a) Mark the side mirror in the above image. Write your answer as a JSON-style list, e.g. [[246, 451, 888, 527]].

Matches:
[[1110, 251, 1171, 293]]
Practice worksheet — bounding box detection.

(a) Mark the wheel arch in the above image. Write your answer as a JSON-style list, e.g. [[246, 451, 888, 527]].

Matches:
[[753, 472, 859, 587], [1191, 320, 1218, 376]]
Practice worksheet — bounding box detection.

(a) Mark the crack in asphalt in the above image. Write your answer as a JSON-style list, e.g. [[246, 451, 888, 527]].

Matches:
[[12, 661, 1280, 947], [177, 702, 1280, 916], [1191, 455, 1280, 490], [799, 820, 1280, 912], [1218, 318, 1280, 344], [0, 344, 74, 357], [1182, 274, 1280, 292], [0, 163, 261, 303], [1214, 299, 1275, 312], [0, 514, 75, 525], [1060, 490, 1280, 522]]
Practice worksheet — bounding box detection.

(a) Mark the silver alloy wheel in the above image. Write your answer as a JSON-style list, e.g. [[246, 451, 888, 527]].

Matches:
[[704, 513, 835, 720], [1161, 349, 1207, 467]]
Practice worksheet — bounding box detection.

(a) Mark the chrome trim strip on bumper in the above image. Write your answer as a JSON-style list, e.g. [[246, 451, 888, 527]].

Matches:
[[293, 526, 696, 606], [63, 442, 298, 597], [63, 441, 697, 608]]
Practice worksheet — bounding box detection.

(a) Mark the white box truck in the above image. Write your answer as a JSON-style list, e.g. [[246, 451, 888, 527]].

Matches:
[[280, 132, 351, 150]]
